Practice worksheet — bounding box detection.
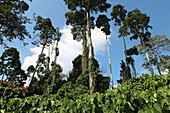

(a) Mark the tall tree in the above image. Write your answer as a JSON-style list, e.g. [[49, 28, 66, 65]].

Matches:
[[111, 4, 132, 81], [96, 15, 114, 89], [0, 0, 31, 47], [65, 10, 95, 73], [0, 48, 27, 86], [28, 16, 57, 89], [125, 9, 154, 75], [64, 0, 111, 95], [136, 35, 170, 75], [44, 28, 62, 95], [50, 27, 61, 83], [68, 54, 110, 93]]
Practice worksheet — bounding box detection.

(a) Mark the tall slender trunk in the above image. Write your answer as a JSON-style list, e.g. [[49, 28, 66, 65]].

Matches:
[[86, 6, 94, 95], [28, 38, 48, 89], [82, 26, 87, 73], [106, 35, 114, 89], [50, 40, 59, 82], [154, 49, 161, 75], [47, 46, 50, 71], [123, 36, 131, 81], [141, 37, 154, 75]]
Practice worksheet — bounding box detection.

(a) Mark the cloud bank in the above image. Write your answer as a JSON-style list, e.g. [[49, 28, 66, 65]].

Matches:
[[22, 26, 111, 74]]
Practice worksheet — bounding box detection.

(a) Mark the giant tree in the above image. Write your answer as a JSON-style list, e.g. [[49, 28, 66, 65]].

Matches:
[[65, 10, 95, 73], [0, 0, 31, 47], [28, 16, 57, 89], [96, 15, 114, 89], [125, 9, 154, 75], [111, 4, 132, 81], [63, 0, 111, 95], [0, 48, 27, 86]]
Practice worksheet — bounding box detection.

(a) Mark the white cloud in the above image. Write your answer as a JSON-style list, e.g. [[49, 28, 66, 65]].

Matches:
[[22, 26, 111, 74]]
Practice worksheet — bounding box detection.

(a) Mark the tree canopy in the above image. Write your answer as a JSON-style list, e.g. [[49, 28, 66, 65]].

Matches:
[[0, 48, 27, 86], [0, 0, 31, 47]]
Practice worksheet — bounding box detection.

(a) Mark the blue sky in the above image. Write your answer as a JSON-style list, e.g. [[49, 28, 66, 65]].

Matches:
[[0, 0, 170, 86]]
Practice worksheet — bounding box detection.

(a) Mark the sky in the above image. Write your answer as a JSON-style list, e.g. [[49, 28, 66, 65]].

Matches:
[[0, 0, 170, 86]]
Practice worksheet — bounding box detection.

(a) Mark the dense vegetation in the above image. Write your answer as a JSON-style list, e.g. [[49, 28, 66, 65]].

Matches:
[[0, 74, 169, 112], [0, 0, 170, 112]]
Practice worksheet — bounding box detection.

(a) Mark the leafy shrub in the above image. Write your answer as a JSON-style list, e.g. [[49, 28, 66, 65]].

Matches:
[[0, 79, 28, 100], [0, 74, 169, 112]]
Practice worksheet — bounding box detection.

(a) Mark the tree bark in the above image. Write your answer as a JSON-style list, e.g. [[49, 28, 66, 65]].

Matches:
[[86, 6, 94, 95], [82, 25, 87, 73], [106, 35, 114, 89], [47, 46, 50, 71]]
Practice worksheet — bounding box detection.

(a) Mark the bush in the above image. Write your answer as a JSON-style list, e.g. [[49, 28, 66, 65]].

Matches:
[[0, 74, 169, 112], [0, 79, 28, 100]]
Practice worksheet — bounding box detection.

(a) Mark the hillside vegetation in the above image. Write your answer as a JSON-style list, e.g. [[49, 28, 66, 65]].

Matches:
[[0, 74, 169, 112]]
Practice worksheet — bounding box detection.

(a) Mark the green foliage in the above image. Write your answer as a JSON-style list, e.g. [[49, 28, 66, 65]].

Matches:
[[136, 35, 170, 73], [32, 16, 57, 46], [1, 74, 169, 112], [126, 46, 139, 56], [96, 15, 111, 35], [0, 79, 28, 100], [125, 9, 152, 42], [68, 55, 110, 93], [0, 0, 31, 47], [0, 48, 27, 87], [28, 16, 60, 93], [63, 0, 111, 13], [68, 55, 82, 84], [111, 4, 130, 38], [159, 55, 170, 72], [57, 81, 88, 100], [111, 4, 127, 26], [28, 63, 65, 95], [117, 60, 129, 84], [65, 10, 95, 42]]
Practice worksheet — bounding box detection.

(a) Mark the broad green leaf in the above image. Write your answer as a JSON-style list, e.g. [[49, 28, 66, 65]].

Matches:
[[127, 102, 135, 111]]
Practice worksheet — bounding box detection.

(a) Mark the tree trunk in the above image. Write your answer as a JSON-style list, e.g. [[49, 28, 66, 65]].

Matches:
[[154, 49, 162, 75], [86, 7, 94, 95], [2, 74, 4, 80], [82, 25, 87, 73], [28, 38, 48, 89], [47, 46, 50, 71], [141, 37, 154, 75], [45, 40, 59, 96], [50, 40, 59, 83], [132, 64, 137, 77], [123, 36, 131, 81], [106, 35, 114, 89]]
